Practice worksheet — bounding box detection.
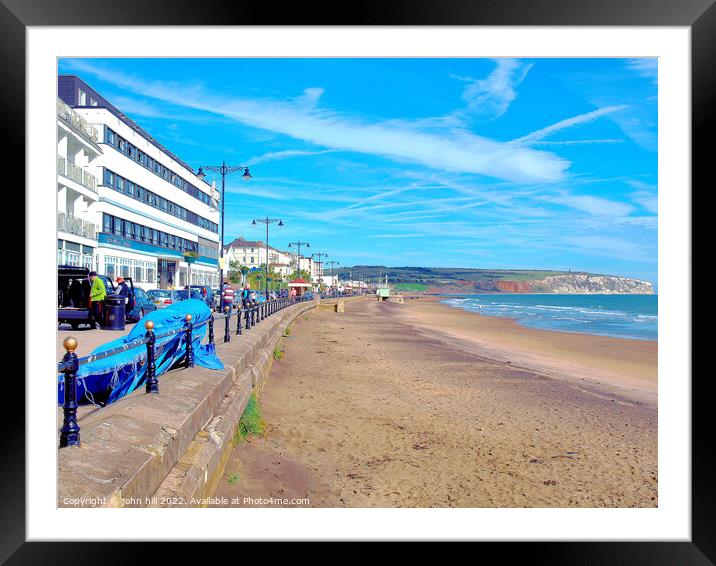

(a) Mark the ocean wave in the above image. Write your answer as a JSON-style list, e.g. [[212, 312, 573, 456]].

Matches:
[[439, 296, 657, 340]]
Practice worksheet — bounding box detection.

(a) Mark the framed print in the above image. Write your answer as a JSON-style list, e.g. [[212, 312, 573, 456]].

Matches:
[[3, 0, 710, 562]]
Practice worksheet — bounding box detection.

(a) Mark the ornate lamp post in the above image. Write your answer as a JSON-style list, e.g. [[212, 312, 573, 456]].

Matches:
[[311, 252, 327, 289], [196, 162, 251, 293], [252, 217, 284, 301], [326, 260, 340, 295], [288, 241, 310, 277]]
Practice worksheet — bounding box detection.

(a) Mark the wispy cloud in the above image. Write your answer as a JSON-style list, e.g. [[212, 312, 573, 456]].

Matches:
[[514, 106, 628, 144], [244, 148, 337, 167], [625, 59, 658, 84], [567, 235, 654, 262], [530, 139, 625, 146], [62, 59, 568, 184], [627, 180, 658, 213], [453, 59, 533, 118], [548, 193, 634, 217]]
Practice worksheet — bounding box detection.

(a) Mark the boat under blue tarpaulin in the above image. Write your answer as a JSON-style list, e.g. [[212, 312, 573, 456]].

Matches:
[[58, 299, 223, 406]]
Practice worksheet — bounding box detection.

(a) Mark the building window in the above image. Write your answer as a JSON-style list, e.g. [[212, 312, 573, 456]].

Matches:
[[103, 169, 114, 187], [105, 258, 116, 279]]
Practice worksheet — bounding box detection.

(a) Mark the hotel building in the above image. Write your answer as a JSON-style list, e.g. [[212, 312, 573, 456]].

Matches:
[[58, 76, 220, 290]]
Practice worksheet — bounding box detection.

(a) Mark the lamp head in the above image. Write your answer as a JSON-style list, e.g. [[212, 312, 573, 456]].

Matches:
[[242, 168, 252, 180], [196, 167, 205, 181], [252, 219, 257, 226], [278, 220, 284, 227]]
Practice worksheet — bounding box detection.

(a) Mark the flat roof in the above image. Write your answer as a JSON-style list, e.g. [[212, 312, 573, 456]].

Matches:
[[58, 75, 205, 182]]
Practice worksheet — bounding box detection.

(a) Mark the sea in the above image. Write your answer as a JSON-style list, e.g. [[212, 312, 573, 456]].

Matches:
[[439, 294, 658, 341]]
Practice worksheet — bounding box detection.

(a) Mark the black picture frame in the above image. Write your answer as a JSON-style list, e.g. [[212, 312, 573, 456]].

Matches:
[[4, 0, 708, 562]]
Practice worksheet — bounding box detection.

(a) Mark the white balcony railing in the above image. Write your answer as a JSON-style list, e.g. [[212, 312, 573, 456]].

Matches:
[[57, 211, 98, 240], [57, 154, 97, 193], [57, 98, 99, 143]]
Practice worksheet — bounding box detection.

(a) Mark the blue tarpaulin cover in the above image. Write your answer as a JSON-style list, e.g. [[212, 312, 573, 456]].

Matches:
[[58, 299, 223, 406]]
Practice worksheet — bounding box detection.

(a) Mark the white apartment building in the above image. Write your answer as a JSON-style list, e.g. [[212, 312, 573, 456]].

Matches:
[[59, 76, 221, 290], [57, 98, 102, 268]]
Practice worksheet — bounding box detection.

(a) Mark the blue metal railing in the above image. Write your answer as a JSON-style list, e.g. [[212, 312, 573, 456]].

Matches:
[[58, 296, 315, 448]]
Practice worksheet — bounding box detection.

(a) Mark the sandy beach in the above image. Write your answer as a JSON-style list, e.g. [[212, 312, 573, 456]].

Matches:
[[214, 296, 657, 508]]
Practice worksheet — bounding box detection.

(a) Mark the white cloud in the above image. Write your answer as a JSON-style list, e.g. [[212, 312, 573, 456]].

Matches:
[[530, 139, 625, 146], [244, 148, 337, 166], [549, 193, 634, 217], [514, 106, 628, 144], [63, 59, 568, 184], [625, 59, 658, 83], [567, 235, 654, 262], [627, 180, 658, 213], [456, 59, 533, 118], [296, 87, 324, 109]]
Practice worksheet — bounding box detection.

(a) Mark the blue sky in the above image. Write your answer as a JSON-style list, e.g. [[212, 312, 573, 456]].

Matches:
[[58, 58, 658, 285]]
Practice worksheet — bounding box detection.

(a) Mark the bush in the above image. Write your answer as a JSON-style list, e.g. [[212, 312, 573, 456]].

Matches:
[[273, 347, 284, 360]]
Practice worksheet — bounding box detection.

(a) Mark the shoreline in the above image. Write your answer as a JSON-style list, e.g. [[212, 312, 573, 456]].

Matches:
[[432, 292, 657, 342], [393, 296, 657, 406]]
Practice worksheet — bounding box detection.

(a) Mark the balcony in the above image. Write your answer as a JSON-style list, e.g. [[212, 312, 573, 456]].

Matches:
[[57, 98, 99, 144], [57, 155, 97, 193], [57, 211, 98, 240]]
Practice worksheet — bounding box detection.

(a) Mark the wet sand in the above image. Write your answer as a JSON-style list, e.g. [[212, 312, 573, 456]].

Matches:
[[214, 297, 657, 508]]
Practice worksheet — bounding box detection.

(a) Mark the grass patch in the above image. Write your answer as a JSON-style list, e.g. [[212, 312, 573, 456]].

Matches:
[[273, 347, 284, 360], [283, 326, 292, 336], [226, 473, 240, 485], [393, 283, 429, 291], [233, 394, 265, 444]]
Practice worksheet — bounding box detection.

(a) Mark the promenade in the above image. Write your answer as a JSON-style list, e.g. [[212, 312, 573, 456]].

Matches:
[[214, 297, 657, 508]]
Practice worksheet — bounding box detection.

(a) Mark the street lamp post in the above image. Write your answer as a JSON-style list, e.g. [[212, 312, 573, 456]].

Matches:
[[252, 217, 284, 300], [288, 241, 310, 278], [196, 162, 251, 294], [326, 260, 340, 295], [310, 252, 327, 290]]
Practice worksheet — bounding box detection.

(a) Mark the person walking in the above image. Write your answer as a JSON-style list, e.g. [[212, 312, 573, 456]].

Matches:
[[289, 287, 297, 302], [221, 281, 236, 312], [240, 283, 251, 309], [88, 271, 107, 329]]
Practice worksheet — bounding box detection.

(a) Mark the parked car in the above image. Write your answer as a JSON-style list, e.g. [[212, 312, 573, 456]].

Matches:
[[147, 289, 175, 309], [186, 285, 215, 308], [173, 289, 203, 302], [58, 266, 114, 329], [147, 288, 202, 307], [126, 286, 157, 322], [58, 266, 151, 328]]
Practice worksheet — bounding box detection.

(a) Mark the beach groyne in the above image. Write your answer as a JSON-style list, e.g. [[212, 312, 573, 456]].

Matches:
[[57, 299, 317, 508]]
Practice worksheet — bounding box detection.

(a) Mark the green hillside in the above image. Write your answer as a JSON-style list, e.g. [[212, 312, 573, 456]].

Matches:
[[339, 266, 583, 286]]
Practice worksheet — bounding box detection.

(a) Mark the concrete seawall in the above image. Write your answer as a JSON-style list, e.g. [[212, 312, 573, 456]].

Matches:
[[58, 300, 316, 508]]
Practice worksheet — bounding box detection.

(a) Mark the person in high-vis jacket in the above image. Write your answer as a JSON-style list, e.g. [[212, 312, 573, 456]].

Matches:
[[88, 271, 106, 329]]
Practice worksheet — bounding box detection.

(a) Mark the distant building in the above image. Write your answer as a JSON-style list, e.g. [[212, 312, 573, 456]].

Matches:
[[58, 76, 220, 290], [224, 237, 303, 279]]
